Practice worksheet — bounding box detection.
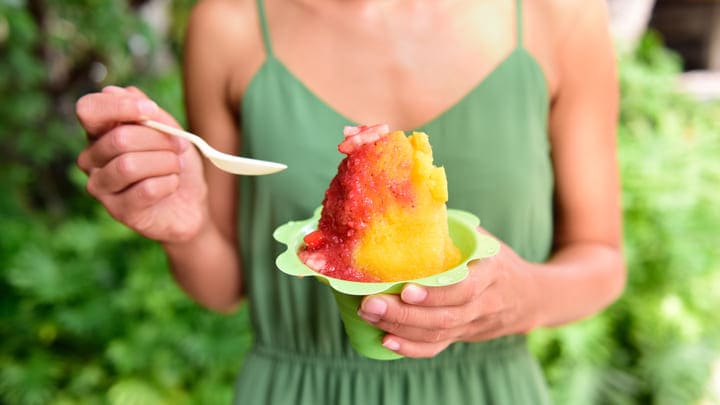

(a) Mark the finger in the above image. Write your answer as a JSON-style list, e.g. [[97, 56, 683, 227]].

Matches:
[[358, 295, 471, 330], [78, 124, 185, 171], [76, 93, 160, 137], [123, 87, 189, 147], [103, 85, 147, 99], [381, 335, 451, 359], [86, 151, 181, 195], [100, 174, 181, 219], [123, 86, 179, 124], [464, 316, 506, 342], [370, 318, 462, 344], [102, 85, 126, 94], [398, 267, 493, 307], [105, 86, 188, 148], [125, 86, 148, 98]]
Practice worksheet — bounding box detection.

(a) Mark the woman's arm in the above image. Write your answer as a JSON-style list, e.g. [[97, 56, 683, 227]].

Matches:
[[76, 1, 262, 313], [355, 0, 625, 357], [161, 0, 257, 312], [529, 0, 625, 327]]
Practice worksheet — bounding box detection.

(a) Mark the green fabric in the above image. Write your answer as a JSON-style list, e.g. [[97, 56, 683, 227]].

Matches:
[[234, 0, 553, 403]]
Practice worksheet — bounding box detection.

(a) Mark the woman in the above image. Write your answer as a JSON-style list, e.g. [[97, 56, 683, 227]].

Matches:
[[76, 0, 625, 403]]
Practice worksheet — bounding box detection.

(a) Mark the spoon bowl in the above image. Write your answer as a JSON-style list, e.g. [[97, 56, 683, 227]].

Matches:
[[141, 119, 287, 176]]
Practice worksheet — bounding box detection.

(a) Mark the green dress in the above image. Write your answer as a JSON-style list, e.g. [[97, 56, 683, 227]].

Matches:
[[235, 0, 553, 403]]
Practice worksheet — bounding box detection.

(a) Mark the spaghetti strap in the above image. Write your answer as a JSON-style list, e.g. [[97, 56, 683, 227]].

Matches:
[[256, 0, 273, 55], [515, 0, 524, 48]]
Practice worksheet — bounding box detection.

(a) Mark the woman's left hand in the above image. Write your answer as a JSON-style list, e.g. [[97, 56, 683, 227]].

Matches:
[[357, 229, 541, 358]]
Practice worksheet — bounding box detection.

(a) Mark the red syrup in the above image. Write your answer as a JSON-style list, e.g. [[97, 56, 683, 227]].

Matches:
[[298, 131, 415, 282]]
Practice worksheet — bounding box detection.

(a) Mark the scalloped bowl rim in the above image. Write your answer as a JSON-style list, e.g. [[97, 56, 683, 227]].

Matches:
[[273, 207, 500, 296]]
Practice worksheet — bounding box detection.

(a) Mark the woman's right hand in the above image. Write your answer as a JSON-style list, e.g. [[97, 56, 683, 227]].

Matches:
[[76, 85, 209, 243]]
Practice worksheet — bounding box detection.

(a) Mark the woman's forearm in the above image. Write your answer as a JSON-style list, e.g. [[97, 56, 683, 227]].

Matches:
[[162, 220, 243, 313], [530, 243, 626, 329]]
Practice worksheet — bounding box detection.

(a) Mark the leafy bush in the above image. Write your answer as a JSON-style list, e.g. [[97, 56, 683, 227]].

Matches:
[[530, 33, 720, 405], [1, 1, 250, 404], [1, 1, 719, 403]]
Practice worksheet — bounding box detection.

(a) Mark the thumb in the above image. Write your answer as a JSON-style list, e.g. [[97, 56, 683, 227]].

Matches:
[[104, 85, 183, 129]]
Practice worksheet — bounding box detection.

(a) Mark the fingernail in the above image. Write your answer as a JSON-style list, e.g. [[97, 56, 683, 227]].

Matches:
[[401, 284, 427, 304], [383, 339, 400, 351], [137, 99, 158, 118], [361, 297, 387, 317], [357, 310, 380, 323]]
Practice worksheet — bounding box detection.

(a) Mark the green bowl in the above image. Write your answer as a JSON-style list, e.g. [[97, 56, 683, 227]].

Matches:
[[273, 207, 500, 360]]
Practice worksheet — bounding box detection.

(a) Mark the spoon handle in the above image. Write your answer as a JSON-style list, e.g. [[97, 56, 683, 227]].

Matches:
[[140, 119, 213, 154], [140, 119, 287, 175]]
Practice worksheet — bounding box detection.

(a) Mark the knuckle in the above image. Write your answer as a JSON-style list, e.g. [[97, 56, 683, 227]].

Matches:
[[110, 127, 132, 152], [395, 306, 412, 324], [438, 310, 460, 329], [117, 96, 138, 116], [467, 283, 482, 302], [136, 180, 160, 202], [137, 177, 171, 202], [114, 154, 137, 178], [76, 151, 90, 172], [463, 286, 477, 302], [383, 321, 401, 334], [425, 329, 444, 343], [85, 176, 100, 197]]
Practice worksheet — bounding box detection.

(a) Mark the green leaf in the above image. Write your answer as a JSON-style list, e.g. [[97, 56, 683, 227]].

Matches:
[[107, 378, 165, 405]]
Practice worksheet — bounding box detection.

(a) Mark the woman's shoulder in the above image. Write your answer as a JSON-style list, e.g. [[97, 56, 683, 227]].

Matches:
[[186, 0, 266, 105], [524, 0, 613, 99], [187, 0, 261, 48], [531, 0, 610, 39]]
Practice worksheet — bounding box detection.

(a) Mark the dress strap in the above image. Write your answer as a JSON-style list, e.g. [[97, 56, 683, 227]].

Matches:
[[256, 0, 274, 55], [515, 0, 524, 49]]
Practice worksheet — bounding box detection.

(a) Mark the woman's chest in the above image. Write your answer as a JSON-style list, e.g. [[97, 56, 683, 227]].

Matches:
[[243, 0, 558, 131]]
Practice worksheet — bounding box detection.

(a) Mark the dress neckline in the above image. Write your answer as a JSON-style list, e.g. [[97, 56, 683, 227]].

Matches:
[[245, 47, 545, 132]]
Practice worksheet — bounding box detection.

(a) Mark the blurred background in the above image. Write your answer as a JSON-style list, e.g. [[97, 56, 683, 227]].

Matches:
[[1, 0, 719, 404]]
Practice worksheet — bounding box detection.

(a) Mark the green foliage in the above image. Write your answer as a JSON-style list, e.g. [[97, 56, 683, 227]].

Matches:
[[1, 1, 251, 404], [2, 0, 719, 403], [530, 32, 720, 404]]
